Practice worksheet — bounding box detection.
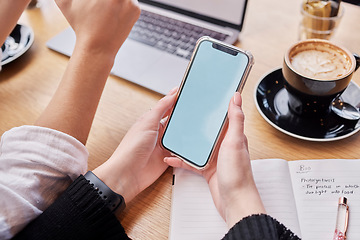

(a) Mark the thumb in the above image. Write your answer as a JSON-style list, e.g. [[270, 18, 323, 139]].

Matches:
[[227, 92, 245, 137]]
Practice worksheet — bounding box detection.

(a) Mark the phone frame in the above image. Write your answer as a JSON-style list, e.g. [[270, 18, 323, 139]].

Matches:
[[161, 36, 254, 169]]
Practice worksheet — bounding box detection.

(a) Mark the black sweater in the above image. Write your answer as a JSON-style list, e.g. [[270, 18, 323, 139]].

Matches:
[[13, 176, 300, 240]]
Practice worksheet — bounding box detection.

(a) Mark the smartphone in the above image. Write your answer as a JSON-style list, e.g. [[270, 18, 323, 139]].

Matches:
[[161, 37, 254, 169]]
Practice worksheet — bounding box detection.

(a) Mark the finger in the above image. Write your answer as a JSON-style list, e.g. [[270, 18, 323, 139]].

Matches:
[[133, 87, 177, 133], [156, 87, 178, 116], [164, 157, 203, 175], [244, 134, 249, 149], [158, 117, 168, 138], [144, 87, 178, 124], [162, 87, 179, 115], [164, 156, 186, 168], [227, 92, 245, 137]]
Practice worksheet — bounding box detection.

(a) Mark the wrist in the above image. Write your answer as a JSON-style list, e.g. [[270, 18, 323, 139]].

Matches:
[[93, 162, 138, 204], [224, 186, 266, 228], [73, 37, 118, 63]]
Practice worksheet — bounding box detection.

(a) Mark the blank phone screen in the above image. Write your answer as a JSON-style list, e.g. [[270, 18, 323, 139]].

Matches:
[[162, 39, 250, 167]]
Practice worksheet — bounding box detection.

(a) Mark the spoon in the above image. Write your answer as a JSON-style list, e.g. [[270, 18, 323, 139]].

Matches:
[[331, 98, 360, 121]]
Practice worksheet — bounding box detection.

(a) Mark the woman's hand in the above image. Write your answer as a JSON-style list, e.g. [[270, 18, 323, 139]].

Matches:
[[36, 0, 140, 144], [55, 0, 140, 58], [165, 92, 266, 228], [93, 88, 178, 203]]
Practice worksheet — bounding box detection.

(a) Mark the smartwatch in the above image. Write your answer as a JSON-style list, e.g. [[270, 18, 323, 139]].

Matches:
[[84, 171, 126, 212]]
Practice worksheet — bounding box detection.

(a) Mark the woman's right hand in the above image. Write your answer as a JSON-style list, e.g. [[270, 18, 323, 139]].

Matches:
[[55, 0, 140, 58], [212, 92, 266, 228], [165, 92, 266, 228]]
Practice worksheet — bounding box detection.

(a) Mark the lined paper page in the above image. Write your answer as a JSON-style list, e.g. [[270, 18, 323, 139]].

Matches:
[[169, 168, 227, 240], [169, 159, 301, 239], [289, 159, 360, 240], [252, 159, 301, 237]]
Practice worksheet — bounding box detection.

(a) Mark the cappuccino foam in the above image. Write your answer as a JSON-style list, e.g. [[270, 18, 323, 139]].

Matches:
[[290, 49, 349, 80]]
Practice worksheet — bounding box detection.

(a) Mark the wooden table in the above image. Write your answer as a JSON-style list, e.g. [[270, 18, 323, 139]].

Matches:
[[1, 0, 359, 239]]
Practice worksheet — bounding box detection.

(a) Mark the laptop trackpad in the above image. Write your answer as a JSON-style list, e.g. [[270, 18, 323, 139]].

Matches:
[[112, 39, 163, 80], [136, 53, 188, 95], [112, 39, 188, 95]]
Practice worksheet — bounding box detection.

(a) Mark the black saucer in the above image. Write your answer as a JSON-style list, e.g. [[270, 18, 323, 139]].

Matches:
[[255, 68, 360, 141], [1, 24, 34, 65]]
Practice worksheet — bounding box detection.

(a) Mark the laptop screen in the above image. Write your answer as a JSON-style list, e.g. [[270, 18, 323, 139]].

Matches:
[[139, 0, 248, 31]]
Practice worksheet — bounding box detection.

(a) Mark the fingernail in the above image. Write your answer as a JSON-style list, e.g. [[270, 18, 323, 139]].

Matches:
[[168, 87, 178, 95], [233, 92, 241, 107]]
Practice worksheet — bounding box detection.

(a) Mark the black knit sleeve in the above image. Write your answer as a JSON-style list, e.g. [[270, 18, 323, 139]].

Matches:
[[12, 175, 131, 240], [222, 214, 301, 240]]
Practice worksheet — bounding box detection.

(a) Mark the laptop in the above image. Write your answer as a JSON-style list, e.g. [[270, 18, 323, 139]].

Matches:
[[47, 0, 248, 95]]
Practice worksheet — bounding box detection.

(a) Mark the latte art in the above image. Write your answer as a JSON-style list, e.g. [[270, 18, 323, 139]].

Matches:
[[290, 49, 349, 80], [291, 49, 348, 80]]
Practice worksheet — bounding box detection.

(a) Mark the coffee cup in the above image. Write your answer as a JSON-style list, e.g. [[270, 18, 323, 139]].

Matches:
[[282, 39, 360, 118]]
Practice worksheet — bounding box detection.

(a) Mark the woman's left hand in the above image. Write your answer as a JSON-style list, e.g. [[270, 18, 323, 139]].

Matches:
[[93, 87, 178, 203]]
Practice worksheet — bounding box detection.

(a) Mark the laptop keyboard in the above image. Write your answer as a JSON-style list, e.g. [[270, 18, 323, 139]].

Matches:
[[128, 10, 229, 60]]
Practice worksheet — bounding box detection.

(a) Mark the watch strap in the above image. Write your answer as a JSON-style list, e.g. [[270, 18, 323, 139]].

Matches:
[[84, 171, 126, 212]]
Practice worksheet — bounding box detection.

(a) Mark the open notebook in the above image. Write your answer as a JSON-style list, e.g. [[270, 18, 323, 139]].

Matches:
[[170, 159, 360, 240]]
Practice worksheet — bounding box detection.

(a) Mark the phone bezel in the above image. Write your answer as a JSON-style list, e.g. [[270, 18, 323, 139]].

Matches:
[[161, 36, 254, 169]]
